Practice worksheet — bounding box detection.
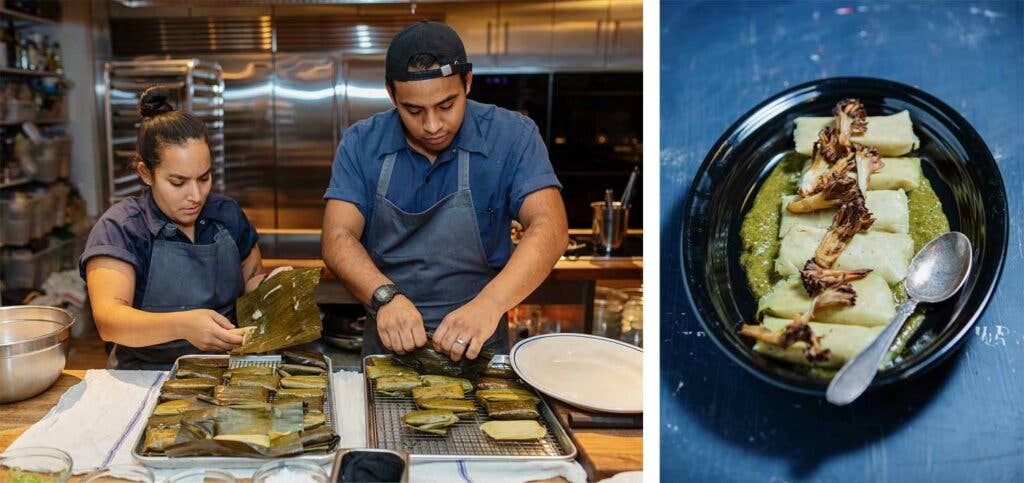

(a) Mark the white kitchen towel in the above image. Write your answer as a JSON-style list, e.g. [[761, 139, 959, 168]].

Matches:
[[6, 369, 166, 474], [10, 369, 587, 482]]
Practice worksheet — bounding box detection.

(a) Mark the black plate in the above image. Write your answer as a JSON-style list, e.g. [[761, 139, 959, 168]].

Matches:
[[680, 77, 1008, 395]]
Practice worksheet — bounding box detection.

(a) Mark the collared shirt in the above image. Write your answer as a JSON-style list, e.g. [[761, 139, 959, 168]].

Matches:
[[324, 99, 561, 269], [79, 190, 258, 306]]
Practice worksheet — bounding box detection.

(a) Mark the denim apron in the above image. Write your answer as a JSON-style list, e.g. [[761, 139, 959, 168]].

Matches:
[[107, 220, 244, 370], [362, 149, 509, 357]]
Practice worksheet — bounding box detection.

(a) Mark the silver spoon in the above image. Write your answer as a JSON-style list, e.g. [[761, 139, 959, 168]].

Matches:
[[826, 232, 972, 405]]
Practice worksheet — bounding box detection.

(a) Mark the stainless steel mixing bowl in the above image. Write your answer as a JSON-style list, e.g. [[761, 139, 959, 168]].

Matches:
[[0, 306, 76, 403]]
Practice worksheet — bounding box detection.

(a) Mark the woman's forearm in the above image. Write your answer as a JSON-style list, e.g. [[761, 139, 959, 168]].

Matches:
[[93, 303, 185, 348]]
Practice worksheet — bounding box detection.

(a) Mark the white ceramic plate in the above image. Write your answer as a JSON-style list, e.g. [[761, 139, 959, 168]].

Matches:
[[510, 333, 643, 414]]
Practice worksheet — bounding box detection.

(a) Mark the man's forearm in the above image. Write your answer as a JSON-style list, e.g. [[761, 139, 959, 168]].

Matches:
[[322, 228, 393, 305], [475, 216, 568, 314]]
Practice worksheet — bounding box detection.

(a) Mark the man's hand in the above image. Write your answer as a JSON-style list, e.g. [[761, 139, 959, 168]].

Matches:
[[434, 298, 504, 361], [376, 295, 427, 354], [179, 309, 244, 351]]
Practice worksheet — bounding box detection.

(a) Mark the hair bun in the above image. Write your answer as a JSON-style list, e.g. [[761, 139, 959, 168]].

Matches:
[[139, 86, 175, 119]]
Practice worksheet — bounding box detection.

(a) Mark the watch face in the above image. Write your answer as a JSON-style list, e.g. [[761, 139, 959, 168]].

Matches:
[[374, 285, 396, 305]]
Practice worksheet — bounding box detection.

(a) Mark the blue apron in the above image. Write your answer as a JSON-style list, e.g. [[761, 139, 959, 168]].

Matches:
[[362, 149, 509, 357], [107, 220, 244, 370]]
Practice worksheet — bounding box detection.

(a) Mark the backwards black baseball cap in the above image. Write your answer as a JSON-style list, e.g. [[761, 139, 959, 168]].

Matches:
[[386, 20, 472, 83]]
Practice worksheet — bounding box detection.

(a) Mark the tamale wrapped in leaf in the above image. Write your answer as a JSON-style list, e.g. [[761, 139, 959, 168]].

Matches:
[[228, 373, 281, 391], [278, 363, 326, 377], [366, 365, 418, 380], [367, 355, 396, 366], [276, 387, 324, 398], [153, 397, 211, 416], [412, 383, 464, 401], [163, 378, 218, 391], [479, 420, 547, 441], [303, 412, 327, 430], [280, 375, 327, 389], [475, 389, 540, 404], [143, 427, 184, 453], [276, 395, 324, 412], [213, 385, 269, 405], [415, 398, 477, 419], [184, 358, 229, 368], [394, 340, 496, 379], [299, 426, 339, 451], [420, 375, 473, 393], [174, 364, 225, 381], [223, 366, 275, 377], [159, 388, 212, 403], [232, 267, 323, 355], [401, 410, 459, 436], [480, 365, 515, 379], [282, 349, 328, 370], [475, 377, 527, 391], [481, 399, 539, 420], [376, 375, 423, 396]]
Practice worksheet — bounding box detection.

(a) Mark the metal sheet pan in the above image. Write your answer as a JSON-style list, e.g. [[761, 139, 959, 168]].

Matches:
[[132, 354, 339, 469], [363, 355, 577, 462]]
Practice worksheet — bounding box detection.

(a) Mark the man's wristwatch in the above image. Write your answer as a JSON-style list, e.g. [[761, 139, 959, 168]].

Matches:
[[370, 284, 402, 313]]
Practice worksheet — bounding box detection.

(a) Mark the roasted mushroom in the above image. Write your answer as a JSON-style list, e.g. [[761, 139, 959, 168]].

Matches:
[[739, 319, 831, 362], [813, 197, 875, 268], [799, 127, 850, 196], [787, 171, 859, 213], [853, 144, 883, 196], [834, 98, 868, 147], [800, 259, 872, 296]]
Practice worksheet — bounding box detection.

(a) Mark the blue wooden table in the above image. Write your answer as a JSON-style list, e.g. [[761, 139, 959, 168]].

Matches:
[[660, 2, 1023, 481]]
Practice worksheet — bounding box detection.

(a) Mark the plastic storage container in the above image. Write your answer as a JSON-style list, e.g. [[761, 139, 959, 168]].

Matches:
[[31, 189, 55, 240], [1, 194, 37, 246], [50, 182, 70, 228], [1, 249, 36, 289], [30, 136, 71, 183]]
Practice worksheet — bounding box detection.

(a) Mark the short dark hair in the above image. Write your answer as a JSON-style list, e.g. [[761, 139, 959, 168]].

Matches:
[[135, 85, 210, 171], [386, 53, 468, 90]]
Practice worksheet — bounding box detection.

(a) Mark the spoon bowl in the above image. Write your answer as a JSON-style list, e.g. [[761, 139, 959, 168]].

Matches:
[[826, 232, 973, 405], [905, 232, 973, 303]]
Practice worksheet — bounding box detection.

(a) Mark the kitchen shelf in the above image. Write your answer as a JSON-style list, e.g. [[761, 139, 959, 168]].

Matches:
[[0, 67, 63, 77], [0, 7, 59, 27]]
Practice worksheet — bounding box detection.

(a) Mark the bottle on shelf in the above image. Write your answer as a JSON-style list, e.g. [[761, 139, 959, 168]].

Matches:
[[0, 22, 9, 69]]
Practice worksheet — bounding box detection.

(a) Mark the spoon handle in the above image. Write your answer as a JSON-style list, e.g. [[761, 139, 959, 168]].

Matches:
[[826, 299, 919, 405]]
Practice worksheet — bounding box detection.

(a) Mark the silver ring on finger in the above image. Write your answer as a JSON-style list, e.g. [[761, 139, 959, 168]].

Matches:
[[455, 338, 467, 346]]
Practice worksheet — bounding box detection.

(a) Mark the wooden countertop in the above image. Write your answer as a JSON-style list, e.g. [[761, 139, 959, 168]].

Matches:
[[0, 371, 641, 481]]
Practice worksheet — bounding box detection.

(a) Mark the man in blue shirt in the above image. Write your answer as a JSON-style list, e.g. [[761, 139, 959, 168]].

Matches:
[[323, 21, 568, 361]]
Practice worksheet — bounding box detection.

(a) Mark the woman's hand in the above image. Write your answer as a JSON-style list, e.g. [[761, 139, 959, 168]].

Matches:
[[178, 309, 244, 351]]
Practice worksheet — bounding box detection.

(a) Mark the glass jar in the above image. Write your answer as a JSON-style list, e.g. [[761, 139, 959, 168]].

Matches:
[[252, 460, 328, 483], [82, 464, 154, 483], [592, 298, 623, 339], [0, 447, 72, 483], [164, 469, 237, 483]]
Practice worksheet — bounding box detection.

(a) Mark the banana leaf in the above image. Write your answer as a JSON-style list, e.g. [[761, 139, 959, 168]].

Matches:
[[146, 413, 184, 429], [153, 397, 212, 416], [394, 340, 496, 378], [280, 375, 327, 389], [232, 267, 324, 355], [376, 375, 423, 396], [475, 389, 540, 404], [271, 400, 305, 435], [143, 427, 190, 454], [182, 358, 229, 368], [401, 410, 459, 436], [481, 399, 539, 420], [479, 420, 547, 441], [366, 365, 418, 380], [474, 377, 527, 391], [174, 364, 225, 381], [276, 387, 324, 398], [367, 355, 396, 366], [303, 412, 327, 430], [412, 383, 464, 401], [420, 375, 473, 393], [223, 366, 275, 378], [278, 363, 326, 377], [282, 349, 328, 370], [213, 385, 269, 405], [164, 431, 304, 458], [415, 398, 477, 419], [276, 395, 324, 412], [228, 373, 281, 391]]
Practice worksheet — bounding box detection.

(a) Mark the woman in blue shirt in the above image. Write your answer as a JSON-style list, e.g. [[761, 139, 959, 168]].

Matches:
[[81, 87, 270, 369]]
